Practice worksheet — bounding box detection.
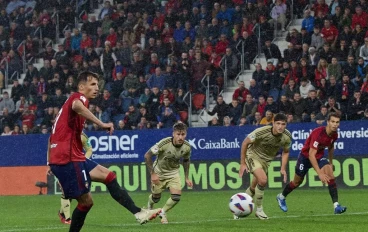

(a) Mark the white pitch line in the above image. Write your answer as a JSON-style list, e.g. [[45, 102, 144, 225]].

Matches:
[[1, 211, 367, 232]]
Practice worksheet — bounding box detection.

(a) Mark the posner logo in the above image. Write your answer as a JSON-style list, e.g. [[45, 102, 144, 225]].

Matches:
[[188, 138, 240, 150], [89, 135, 138, 152]]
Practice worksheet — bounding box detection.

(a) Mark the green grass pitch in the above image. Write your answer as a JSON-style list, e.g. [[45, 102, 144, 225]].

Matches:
[[0, 189, 366, 232]]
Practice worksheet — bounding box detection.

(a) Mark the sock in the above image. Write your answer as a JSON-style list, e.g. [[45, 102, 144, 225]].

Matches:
[[149, 194, 160, 205], [104, 172, 141, 214], [328, 179, 338, 204], [69, 204, 92, 232], [60, 197, 71, 219], [282, 181, 297, 198], [245, 187, 255, 197], [254, 184, 265, 208], [162, 197, 179, 213]]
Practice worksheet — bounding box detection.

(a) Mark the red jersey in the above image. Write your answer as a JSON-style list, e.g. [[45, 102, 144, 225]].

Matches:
[[301, 126, 338, 160], [49, 92, 89, 165], [321, 26, 338, 42]]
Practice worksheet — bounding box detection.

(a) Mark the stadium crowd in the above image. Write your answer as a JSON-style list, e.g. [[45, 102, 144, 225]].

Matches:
[[0, 0, 368, 135]]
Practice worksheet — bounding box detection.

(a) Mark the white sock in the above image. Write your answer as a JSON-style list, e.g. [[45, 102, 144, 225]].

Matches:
[[257, 207, 263, 212], [333, 202, 339, 208], [278, 193, 285, 200], [161, 209, 166, 214]]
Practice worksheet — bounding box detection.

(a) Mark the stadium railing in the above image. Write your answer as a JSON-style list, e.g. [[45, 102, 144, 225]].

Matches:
[[0, 58, 9, 89], [51, 11, 60, 42], [17, 40, 26, 73], [183, 91, 192, 127], [219, 56, 228, 89], [201, 73, 210, 110]]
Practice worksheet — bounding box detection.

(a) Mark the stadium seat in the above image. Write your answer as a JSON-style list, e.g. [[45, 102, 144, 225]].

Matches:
[[192, 93, 206, 111], [179, 111, 188, 122]]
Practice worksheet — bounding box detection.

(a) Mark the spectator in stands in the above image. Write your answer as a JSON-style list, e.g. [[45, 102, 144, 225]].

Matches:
[[116, 119, 131, 130], [300, 29, 312, 47], [315, 105, 328, 124], [302, 10, 315, 34], [321, 19, 339, 48], [284, 43, 301, 63], [124, 105, 139, 129], [340, 74, 355, 109], [10, 79, 23, 103], [252, 63, 266, 86], [206, 95, 229, 124], [265, 62, 282, 101], [311, 26, 324, 51], [147, 67, 166, 91], [286, 29, 302, 50], [305, 90, 322, 115], [348, 90, 365, 120], [325, 96, 342, 115], [157, 97, 179, 129], [249, 79, 262, 100], [335, 40, 350, 65], [138, 106, 156, 124], [232, 81, 249, 106], [52, 88, 67, 109], [278, 95, 294, 114], [228, 99, 242, 125], [54, 44, 70, 67], [351, 6, 367, 30], [360, 38, 368, 66], [292, 92, 307, 122], [300, 78, 315, 99], [0, 91, 15, 114], [1, 124, 13, 135], [343, 55, 357, 79], [99, 1, 113, 20], [191, 52, 209, 93], [263, 40, 282, 67], [338, 26, 353, 47], [241, 94, 257, 121], [251, 111, 262, 126], [100, 41, 117, 82], [237, 31, 257, 70], [208, 116, 220, 127], [121, 72, 139, 98], [221, 47, 238, 80], [146, 86, 161, 116], [260, 110, 274, 125], [315, 58, 328, 87], [207, 18, 220, 45], [326, 75, 340, 99], [327, 57, 342, 81]]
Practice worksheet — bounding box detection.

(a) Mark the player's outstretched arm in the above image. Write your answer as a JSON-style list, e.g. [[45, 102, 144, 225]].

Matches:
[[280, 148, 290, 183], [239, 137, 252, 177], [72, 100, 114, 135], [309, 148, 330, 184], [144, 150, 159, 184]]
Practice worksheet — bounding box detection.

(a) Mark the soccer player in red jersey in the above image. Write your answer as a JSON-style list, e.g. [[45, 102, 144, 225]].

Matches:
[[47, 71, 161, 231], [276, 112, 347, 214]]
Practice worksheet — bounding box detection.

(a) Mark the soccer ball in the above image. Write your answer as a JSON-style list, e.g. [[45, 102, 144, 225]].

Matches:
[[229, 193, 254, 217]]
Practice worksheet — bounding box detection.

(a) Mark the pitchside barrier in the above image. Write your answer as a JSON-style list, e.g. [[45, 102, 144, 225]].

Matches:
[[0, 121, 368, 195]]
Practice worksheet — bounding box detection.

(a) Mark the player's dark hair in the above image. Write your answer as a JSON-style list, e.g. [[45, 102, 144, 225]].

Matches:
[[77, 71, 100, 84], [273, 113, 287, 123], [327, 112, 341, 121], [173, 122, 188, 132]]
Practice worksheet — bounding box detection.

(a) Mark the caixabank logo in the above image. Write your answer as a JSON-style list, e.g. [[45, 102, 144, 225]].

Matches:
[[188, 138, 241, 150]]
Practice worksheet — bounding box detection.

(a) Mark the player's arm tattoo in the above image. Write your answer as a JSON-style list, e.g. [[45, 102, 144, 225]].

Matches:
[[144, 150, 155, 174], [183, 158, 190, 179]]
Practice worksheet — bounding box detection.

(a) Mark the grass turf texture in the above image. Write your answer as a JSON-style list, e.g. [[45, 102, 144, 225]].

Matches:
[[0, 189, 366, 232]]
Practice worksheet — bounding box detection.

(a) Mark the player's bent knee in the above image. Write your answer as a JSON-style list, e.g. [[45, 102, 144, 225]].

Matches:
[[77, 203, 93, 212], [171, 194, 181, 202], [257, 178, 267, 187], [152, 194, 161, 203]]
